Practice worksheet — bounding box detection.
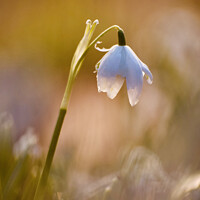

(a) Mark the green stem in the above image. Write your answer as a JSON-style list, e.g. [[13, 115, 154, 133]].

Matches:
[[33, 109, 66, 200], [33, 24, 123, 200], [60, 73, 75, 110]]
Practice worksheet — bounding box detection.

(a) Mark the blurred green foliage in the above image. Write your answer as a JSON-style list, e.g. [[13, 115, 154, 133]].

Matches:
[[0, 113, 37, 199]]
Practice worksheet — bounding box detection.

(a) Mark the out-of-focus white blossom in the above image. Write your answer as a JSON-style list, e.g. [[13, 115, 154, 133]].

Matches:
[[14, 128, 41, 157]]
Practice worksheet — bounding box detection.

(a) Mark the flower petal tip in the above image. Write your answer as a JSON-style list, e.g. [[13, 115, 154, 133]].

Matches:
[[107, 93, 116, 99], [97, 75, 124, 100], [146, 75, 153, 85], [97, 86, 101, 93], [127, 89, 140, 107], [147, 78, 153, 85], [141, 63, 153, 85]]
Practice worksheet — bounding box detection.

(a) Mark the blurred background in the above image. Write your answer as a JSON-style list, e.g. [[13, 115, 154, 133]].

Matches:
[[0, 0, 200, 199]]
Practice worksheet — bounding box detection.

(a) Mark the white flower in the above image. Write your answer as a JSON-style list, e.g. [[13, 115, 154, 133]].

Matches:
[[96, 44, 153, 106], [13, 128, 41, 158]]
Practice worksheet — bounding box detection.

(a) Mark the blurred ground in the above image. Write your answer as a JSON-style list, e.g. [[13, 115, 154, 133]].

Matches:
[[0, 0, 200, 199]]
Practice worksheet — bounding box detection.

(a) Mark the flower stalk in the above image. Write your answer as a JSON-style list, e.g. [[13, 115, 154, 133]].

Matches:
[[33, 20, 123, 200], [33, 109, 66, 199]]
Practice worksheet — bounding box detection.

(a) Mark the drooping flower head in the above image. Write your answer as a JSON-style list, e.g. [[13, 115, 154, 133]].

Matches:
[[95, 30, 153, 106]]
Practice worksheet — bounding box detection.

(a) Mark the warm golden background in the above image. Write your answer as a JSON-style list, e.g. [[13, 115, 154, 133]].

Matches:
[[0, 0, 200, 199]]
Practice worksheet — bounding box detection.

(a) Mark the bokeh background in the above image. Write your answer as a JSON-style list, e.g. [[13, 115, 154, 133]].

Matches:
[[0, 0, 200, 199]]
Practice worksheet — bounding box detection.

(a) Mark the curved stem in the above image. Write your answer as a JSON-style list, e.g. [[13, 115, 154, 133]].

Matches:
[[89, 25, 121, 49], [62, 25, 122, 109], [74, 25, 121, 76]]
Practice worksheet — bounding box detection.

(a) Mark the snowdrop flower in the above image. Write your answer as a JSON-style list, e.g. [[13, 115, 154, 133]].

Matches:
[[95, 30, 153, 106]]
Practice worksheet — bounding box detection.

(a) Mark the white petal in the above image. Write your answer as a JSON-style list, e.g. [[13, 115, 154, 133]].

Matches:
[[141, 62, 153, 84], [97, 75, 124, 99], [124, 46, 144, 106], [96, 45, 126, 99], [126, 73, 143, 106], [127, 89, 140, 106], [97, 45, 123, 77]]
